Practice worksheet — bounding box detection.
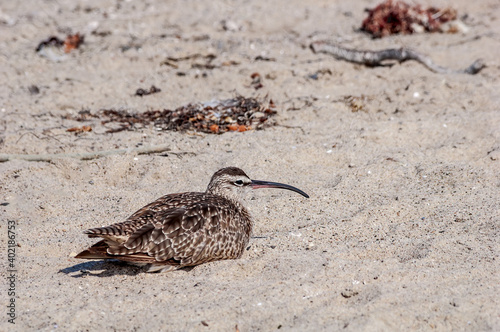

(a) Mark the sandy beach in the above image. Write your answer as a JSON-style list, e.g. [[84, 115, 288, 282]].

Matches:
[[1, 0, 499, 330]]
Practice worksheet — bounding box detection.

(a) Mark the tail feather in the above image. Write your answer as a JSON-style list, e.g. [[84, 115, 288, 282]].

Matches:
[[146, 264, 179, 273], [75, 240, 110, 259], [75, 240, 181, 267]]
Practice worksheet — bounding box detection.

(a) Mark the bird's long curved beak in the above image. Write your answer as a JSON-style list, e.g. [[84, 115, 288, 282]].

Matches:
[[251, 180, 309, 198]]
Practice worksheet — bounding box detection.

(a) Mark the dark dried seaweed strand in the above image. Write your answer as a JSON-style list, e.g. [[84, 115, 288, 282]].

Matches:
[[135, 85, 161, 97], [36, 36, 64, 52]]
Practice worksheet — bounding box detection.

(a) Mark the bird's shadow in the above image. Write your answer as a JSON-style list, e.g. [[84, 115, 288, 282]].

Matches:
[[59, 260, 195, 278], [59, 260, 143, 278]]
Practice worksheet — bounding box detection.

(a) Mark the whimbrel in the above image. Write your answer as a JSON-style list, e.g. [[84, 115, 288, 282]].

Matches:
[[75, 167, 309, 272]]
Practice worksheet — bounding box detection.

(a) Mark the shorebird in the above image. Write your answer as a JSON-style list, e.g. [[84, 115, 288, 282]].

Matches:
[[75, 167, 309, 272]]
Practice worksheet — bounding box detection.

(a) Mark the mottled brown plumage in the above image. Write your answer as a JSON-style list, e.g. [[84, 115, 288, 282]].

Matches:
[[75, 167, 309, 272]]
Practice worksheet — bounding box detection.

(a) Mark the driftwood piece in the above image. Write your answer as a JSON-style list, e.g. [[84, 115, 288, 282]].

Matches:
[[310, 42, 485, 75], [0, 144, 172, 162]]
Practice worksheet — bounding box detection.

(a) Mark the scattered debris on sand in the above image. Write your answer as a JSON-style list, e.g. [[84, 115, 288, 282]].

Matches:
[[135, 85, 161, 97], [36, 33, 84, 61], [69, 96, 277, 134], [66, 126, 92, 134], [249, 72, 263, 90], [62, 33, 84, 53], [341, 95, 371, 113]]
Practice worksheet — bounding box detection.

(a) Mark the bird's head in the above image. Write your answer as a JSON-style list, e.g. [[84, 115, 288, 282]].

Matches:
[[206, 167, 309, 202]]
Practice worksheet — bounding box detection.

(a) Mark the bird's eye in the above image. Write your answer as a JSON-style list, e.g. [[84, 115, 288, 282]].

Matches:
[[234, 180, 244, 186]]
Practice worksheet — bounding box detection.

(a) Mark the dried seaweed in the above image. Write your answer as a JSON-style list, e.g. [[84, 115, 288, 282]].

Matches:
[[249, 73, 263, 90], [361, 0, 457, 38], [66, 126, 92, 133], [63, 33, 84, 53], [73, 96, 277, 134], [36, 33, 84, 53], [135, 85, 161, 97], [341, 95, 371, 113], [160, 54, 216, 69], [160, 53, 239, 71], [35, 36, 64, 52]]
